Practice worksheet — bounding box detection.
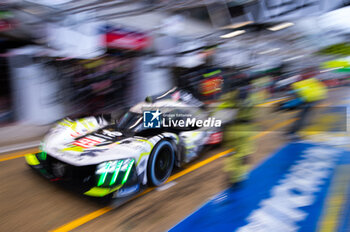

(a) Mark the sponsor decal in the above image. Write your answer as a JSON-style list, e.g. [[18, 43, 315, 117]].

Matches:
[[237, 146, 340, 232], [72, 130, 124, 149], [171, 91, 181, 101], [73, 136, 105, 148], [70, 132, 83, 138], [143, 109, 221, 129], [114, 184, 140, 198], [143, 110, 162, 128], [102, 130, 122, 137], [170, 143, 350, 232], [103, 26, 151, 51], [162, 117, 221, 128]]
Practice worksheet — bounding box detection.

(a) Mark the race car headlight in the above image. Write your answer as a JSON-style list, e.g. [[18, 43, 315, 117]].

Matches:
[[96, 158, 135, 187]]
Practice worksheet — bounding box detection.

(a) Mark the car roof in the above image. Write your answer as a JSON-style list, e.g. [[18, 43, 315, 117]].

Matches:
[[130, 99, 192, 114]]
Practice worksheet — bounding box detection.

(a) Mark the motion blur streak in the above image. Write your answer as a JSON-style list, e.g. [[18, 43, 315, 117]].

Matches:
[[0, 99, 283, 164], [251, 118, 297, 140], [0, 148, 38, 162], [318, 165, 350, 232], [50, 207, 113, 232], [50, 116, 296, 232], [50, 149, 233, 232], [256, 98, 285, 106], [167, 149, 234, 183]]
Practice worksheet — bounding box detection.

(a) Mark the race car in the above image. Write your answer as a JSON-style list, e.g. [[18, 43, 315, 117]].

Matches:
[[25, 88, 232, 202]]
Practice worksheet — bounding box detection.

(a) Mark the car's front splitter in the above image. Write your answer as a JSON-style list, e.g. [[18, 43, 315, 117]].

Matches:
[[25, 153, 142, 199]]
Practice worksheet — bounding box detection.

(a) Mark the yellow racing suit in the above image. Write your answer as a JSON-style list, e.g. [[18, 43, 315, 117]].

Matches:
[[219, 89, 258, 184], [287, 78, 327, 135], [291, 78, 327, 103]]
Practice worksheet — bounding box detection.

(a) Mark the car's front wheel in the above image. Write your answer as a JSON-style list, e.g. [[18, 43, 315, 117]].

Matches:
[[147, 140, 175, 186]]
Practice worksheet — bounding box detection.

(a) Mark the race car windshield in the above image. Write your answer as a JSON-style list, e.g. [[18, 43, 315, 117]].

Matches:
[[117, 112, 144, 132]]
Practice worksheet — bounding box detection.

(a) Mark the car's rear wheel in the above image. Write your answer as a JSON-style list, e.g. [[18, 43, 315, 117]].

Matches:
[[147, 140, 174, 186]]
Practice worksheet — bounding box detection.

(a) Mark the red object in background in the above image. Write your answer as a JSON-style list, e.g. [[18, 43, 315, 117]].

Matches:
[[323, 79, 340, 88], [104, 28, 151, 50], [200, 76, 223, 96], [206, 132, 223, 145], [301, 68, 318, 80], [0, 20, 14, 31], [341, 77, 350, 85]]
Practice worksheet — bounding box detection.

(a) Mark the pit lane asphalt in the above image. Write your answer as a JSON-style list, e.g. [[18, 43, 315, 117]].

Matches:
[[0, 88, 347, 232]]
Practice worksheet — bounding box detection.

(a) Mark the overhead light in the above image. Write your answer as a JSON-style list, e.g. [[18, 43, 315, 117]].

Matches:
[[283, 55, 304, 62], [220, 30, 246, 39], [320, 67, 343, 73], [21, 7, 46, 15], [221, 21, 254, 29], [258, 48, 280, 55], [268, 22, 294, 31], [25, 0, 73, 6]]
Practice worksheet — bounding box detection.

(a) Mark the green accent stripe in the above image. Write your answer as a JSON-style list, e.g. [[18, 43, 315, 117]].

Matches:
[[335, 67, 350, 73], [84, 186, 122, 197], [136, 139, 154, 148], [121, 160, 135, 185], [174, 134, 179, 144], [39, 151, 47, 160], [203, 70, 221, 78], [137, 152, 150, 165], [25, 154, 40, 166], [97, 162, 111, 186], [110, 160, 123, 185], [136, 139, 154, 165]]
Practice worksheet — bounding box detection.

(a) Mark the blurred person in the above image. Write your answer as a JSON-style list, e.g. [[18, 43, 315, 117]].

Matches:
[[251, 76, 272, 104], [282, 77, 328, 139], [218, 79, 257, 188]]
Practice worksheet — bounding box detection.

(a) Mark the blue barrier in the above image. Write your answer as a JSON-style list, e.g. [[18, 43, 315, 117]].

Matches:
[[170, 142, 350, 232]]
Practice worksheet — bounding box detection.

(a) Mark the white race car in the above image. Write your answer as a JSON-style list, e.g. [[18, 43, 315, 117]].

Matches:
[[26, 89, 229, 201]]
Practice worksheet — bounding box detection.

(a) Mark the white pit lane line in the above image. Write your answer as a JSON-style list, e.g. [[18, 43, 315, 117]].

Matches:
[[156, 181, 177, 191], [0, 140, 41, 154]]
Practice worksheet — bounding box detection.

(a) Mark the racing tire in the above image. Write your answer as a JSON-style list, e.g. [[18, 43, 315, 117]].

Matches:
[[147, 140, 175, 186]]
